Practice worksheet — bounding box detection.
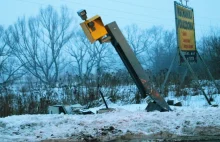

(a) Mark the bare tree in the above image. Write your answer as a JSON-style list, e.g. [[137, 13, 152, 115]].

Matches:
[[142, 27, 176, 73], [67, 30, 97, 104], [199, 28, 220, 78], [124, 24, 153, 57], [68, 29, 116, 104], [69, 29, 116, 84], [163, 30, 176, 58], [93, 42, 113, 83], [145, 27, 176, 88], [0, 26, 23, 89], [68, 30, 96, 85], [124, 26, 163, 72], [5, 6, 74, 86]]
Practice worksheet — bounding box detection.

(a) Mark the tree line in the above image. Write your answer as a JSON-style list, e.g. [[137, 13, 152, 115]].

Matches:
[[0, 6, 219, 117]]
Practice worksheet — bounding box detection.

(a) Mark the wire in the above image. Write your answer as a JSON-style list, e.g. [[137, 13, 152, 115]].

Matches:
[[91, 12, 175, 28], [61, 0, 219, 27], [64, 0, 220, 21], [107, 0, 173, 13], [11, 0, 176, 28], [9, 0, 220, 29], [15, 0, 45, 6], [13, 0, 66, 11], [109, 0, 220, 21], [61, 0, 174, 20]]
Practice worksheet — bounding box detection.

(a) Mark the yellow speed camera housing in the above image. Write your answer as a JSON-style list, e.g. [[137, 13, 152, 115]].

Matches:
[[80, 15, 107, 43]]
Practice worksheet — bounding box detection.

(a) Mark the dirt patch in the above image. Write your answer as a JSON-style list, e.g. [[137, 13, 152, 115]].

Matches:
[[42, 126, 123, 142], [42, 132, 220, 142], [113, 134, 220, 142], [41, 124, 220, 142]]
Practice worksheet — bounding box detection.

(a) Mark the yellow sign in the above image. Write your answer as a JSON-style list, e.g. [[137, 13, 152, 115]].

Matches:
[[80, 15, 107, 43], [175, 2, 196, 51]]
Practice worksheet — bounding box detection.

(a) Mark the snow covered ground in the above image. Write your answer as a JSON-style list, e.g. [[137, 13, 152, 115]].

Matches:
[[1, 95, 220, 142]]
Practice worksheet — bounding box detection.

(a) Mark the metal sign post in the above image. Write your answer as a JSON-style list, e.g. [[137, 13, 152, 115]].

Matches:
[[174, 1, 211, 104], [164, 1, 218, 105], [161, 52, 178, 94], [179, 50, 211, 105], [197, 51, 220, 93], [105, 22, 171, 111]]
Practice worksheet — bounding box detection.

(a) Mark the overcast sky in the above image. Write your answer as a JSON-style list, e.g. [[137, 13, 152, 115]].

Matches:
[[0, 0, 219, 39]]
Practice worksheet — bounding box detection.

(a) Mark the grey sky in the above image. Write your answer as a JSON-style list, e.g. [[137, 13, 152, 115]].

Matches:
[[0, 0, 219, 39]]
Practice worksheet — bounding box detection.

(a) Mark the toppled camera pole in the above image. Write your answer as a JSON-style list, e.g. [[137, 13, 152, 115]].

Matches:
[[77, 9, 171, 112]]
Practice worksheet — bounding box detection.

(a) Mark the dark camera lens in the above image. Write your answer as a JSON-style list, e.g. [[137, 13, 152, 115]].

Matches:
[[88, 21, 95, 28], [87, 21, 96, 31], [81, 11, 85, 16]]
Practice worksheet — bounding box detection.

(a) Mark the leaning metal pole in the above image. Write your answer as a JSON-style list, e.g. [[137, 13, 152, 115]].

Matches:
[[105, 22, 171, 111], [179, 50, 211, 105], [161, 52, 178, 94], [197, 51, 220, 94]]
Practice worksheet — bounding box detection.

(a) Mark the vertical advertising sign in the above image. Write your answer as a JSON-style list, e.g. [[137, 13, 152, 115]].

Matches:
[[174, 1, 197, 63]]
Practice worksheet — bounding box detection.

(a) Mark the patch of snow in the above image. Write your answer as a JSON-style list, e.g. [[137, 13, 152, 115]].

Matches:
[[1, 83, 220, 141], [1, 103, 220, 141]]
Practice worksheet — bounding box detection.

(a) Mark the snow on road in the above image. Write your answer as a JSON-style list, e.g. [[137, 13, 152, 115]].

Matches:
[[1, 104, 220, 142]]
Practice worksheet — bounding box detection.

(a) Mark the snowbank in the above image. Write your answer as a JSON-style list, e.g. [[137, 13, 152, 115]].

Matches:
[[1, 104, 220, 142]]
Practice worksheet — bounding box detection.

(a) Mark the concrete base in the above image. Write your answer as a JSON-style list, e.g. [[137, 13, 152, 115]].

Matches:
[[96, 108, 116, 114], [145, 102, 168, 112]]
